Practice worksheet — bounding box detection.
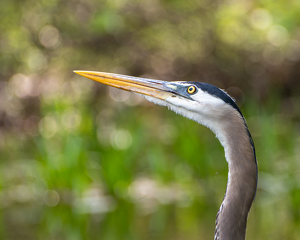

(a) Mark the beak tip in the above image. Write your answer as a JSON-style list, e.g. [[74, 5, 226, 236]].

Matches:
[[73, 70, 86, 77]]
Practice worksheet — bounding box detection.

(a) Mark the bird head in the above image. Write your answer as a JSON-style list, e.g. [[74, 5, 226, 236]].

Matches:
[[73, 71, 242, 134]]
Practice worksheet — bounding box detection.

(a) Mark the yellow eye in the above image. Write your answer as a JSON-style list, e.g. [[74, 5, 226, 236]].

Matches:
[[187, 86, 196, 94]]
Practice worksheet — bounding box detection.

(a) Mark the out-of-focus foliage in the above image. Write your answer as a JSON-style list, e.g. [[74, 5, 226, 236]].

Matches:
[[0, 0, 300, 239]]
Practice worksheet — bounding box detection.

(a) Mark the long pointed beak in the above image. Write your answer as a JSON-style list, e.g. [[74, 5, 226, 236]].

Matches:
[[74, 71, 174, 100]]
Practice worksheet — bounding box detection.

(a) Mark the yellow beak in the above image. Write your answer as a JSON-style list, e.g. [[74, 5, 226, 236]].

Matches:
[[73, 71, 174, 100]]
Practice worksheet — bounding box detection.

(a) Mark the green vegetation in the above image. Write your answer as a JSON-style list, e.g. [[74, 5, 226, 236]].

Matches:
[[0, 0, 300, 239]]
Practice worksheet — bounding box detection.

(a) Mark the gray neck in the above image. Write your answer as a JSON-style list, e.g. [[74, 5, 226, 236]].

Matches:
[[214, 116, 257, 240]]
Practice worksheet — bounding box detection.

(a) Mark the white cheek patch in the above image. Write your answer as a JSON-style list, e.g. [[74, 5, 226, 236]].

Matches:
[[140, 91, 227, 125], [190, 91, 226, 116], [191, 91, 224, 107]]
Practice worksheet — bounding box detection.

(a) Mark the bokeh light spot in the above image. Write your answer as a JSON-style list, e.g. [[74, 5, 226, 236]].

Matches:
[[111, 129, 132, 150], [9, 74, 32, 98], [250, 8, 272, 30], [44, 190, 60, 207], [39, 25, 60, 48], [62, 107, 82, 130], [9, 74, 42, 98], [74, 189, 116, 214], [39, 115, 58, 138], [27, 49, 48, 72], [267, 25, 289, 46]]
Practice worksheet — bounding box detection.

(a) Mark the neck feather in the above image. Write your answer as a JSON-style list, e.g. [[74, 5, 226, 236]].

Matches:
[[214, 111, 257, 240]]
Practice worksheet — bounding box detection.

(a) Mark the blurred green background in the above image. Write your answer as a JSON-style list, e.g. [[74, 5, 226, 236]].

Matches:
[[1, 0, 300, 239]]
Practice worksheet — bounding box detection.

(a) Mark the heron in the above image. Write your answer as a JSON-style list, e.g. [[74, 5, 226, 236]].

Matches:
[[74, 70, 258, 240]]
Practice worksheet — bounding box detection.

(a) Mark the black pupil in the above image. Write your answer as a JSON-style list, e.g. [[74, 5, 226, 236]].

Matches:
[[189, 87, 193, 92]]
